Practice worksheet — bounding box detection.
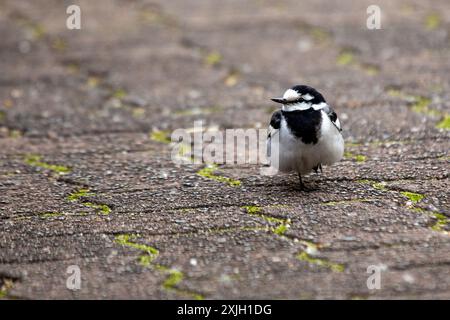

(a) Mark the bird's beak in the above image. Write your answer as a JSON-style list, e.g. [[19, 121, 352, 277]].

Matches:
[[271, 97, 286, 104]]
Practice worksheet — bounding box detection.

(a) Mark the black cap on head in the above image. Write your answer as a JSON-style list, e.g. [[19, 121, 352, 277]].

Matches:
[[290, 85, 326, 103], [271, 85, 326, 105]]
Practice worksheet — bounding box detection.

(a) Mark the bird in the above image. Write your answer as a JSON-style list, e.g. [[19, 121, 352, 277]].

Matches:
[[266, 85, 344, 189]]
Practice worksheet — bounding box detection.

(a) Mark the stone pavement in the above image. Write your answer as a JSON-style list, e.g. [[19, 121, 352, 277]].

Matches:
[[0, 0, 449, 299]]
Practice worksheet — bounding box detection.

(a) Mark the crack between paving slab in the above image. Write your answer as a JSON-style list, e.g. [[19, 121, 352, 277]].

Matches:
[[358, 180, 449, 235], [241, 205, 345, 272], [114, 234, 204, 300]]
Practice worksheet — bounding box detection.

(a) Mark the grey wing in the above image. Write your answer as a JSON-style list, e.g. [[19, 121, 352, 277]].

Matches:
[[323, 104, 342, 132], [267, 110, 282, 159]]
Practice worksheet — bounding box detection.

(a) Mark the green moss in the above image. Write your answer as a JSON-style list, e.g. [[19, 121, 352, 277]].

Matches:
[[67, 188, 94, 201], [242, 205, 261, 215], [112, 89, 127, 99], [52, 38, 67, 52], [9, 129, 22, 138], [197, 165, 241, 187], [83, 202, 111, 215], [436, 115, 450, 130], [243, 206, 290, 236], [361, 63, 380, 76], [310, 27, 330, 43], [30, 23, 46, 40], [400, 191, 424, 204], [0, 278, 15, 299], [431, 213, 448, 232], [361, 179, 446, 234], [24, 154, 71, 174], [150, 130, 171, 144], [337, 51, 354, 66], [204, 52, 222, 66], [411, 96, 433, 114], [345, 142, 363, 147], [263, 215, 285, 224], [387, 88, 404, 97], [387, 90, 443, 118], [273, 224, 288, 236], [115, 234, 204, 299], [162, 269, 183, 289], [425, 13, 441, 30], [87, 76, 100, 87], [298, 241, 344, 272], [67, 188, 111, 215], [158, 267, 204, 299], [372, 182, 388, 191], [297, 251, 344, 272], [344, 151, 367, 162], [358, 179, 389, 192], [115, 234, 159, 266]]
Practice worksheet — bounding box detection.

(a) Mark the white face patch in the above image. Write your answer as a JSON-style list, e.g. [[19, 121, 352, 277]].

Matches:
[[302, 93, 314, 101], [282, 88, 300, 101], [312, 102, 328, 110], [282, 102, 311, 112]]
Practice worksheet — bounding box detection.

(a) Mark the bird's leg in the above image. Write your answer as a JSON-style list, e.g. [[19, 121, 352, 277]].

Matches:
[[313, 164, 323, 175], [298, 173, 306, 190]]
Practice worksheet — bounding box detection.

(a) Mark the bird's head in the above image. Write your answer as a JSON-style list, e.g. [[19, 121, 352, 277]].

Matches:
[[271, 85, 326, 111]]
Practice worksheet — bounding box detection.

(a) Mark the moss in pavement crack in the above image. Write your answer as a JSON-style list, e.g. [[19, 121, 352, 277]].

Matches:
[[83, 202, 111, 215], [297, 241, 345, 273], [430, 213, 449, 232], [436, 114, 450, 130], [197, 165, 241, 187], [387, 89, 447, 127], [403, 193, 449, 234], [114, 234, 204, 299], [344, 151, 367, 162], [359, 180, 448, 234], [0, 277, 16, 299], [115, 234, 159, 266], [400, 191, 424, 204], [242, 206, 290, 236], [24, 154, 70, 174], [357, 179, 388, 191], [204, 51, 223, 67], [336, 49, 379, 76], [150, 129, 172, 144], [67, 188, 111, 215], [67, 188, 94, 201]]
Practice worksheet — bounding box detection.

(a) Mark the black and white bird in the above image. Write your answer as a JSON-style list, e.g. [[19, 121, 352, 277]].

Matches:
[[267, 85, 344, 189]]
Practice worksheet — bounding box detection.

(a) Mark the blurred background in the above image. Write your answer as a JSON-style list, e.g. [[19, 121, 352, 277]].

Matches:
[[0, 0, 449, 299], [1, 0, 449, 139]]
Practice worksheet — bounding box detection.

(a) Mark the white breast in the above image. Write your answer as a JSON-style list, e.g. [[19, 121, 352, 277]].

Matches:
[[267, 111, 344, 175]]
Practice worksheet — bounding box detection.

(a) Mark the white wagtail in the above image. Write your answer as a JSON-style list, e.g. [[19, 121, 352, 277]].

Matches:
[[267, 85, 344, 189]]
